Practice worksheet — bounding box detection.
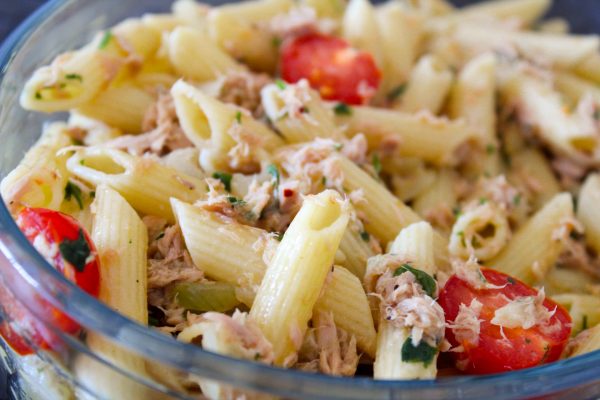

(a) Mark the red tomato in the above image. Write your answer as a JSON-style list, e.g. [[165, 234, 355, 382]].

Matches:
[[0, 208, 100, 355], [280, 33, 381, 105], [438, 268, 571, 375]]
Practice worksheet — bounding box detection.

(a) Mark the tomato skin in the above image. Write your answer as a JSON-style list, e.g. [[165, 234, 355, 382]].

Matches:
[[280, 33, 381, 105], [439, 268, 572, 375], [0, 208, 100, 355]]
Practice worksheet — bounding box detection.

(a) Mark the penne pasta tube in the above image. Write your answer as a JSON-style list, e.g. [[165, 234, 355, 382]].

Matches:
[[80, 184, 152, 399], [555, 72, 600, 105], [75, 83, 156, 134], [172, 80, 283, 172], [393, 55, 453, 115], [66, 147, 206, 221], [168, 26, 245, 82], [487, 192, 574, 285], [112, 18, 162, 61], [569, 324, 600, 357], [374, 222, 441, 379], [337, 106, 478, 166], [577, 173, 600, 254], [448, 203, 511, 261], [337, 225, 379, 279], [376, 3, 424, 95], [301, 0, 346, 19], [336, 156, 449, 268], [502, 71, 600, 165], [171, 198, 376, 356], [453, 24, 599, 70], [449, 52, 496, 142], [428, 0, 551, 32], [20, 47, 118, 113], [574, 53, 600, 85], [552, 294, 600, 336], [261, 81, 342, 143], [313, 266, 377, 357], [207, 0, 293, 73], [508, 148, 561, 212], [412, 168, 457, 233], [1, 122, 73, 214], [343, 0, 383, 67], [250, 190, 350, 365]]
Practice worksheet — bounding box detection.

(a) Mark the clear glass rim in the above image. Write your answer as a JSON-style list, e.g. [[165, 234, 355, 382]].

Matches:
[[1, 1, 600, 398]]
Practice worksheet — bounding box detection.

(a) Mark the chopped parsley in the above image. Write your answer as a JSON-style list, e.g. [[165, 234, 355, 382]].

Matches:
[[156, 232, 165, 240], [98, 30, 113, 49], [401, 337, 438, 367], [333, 143, 343, 151], [479, 197, 488, 205], [235, 111, 242, 124], [372, 153, 382, 176], [274, 231, 284, 241], [271, 36, 282, 48], [322, 176, 327, 186], [486, 144, 496, 154], [64, 181, 84, 210], [393, 263, 437, 298], [266, 164, 280, 188], [35, 91, 42, 100], [452, 206, 462, 218], [333, 102, 352, 116], [360, 231, 370, 242], [227, 196, 246, 206], [59, 229, 91, 273], [90, 191, 95, 199], [387, 84, 407, 102], [582, 315, 589, 330], [212, 171, 232, 192], [65, 73, 83, 82], [275, 79, 287, 90], [594, 109, 600, 121], [457, 230, 466, 247], [506, 276, 516, 285], [513, 193, 522, 206]]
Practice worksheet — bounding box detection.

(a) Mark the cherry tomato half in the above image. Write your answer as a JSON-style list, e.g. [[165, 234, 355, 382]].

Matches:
[[280, 33, 381, 105], [0, 208, 100, 355], [439, 268, 571, 375]]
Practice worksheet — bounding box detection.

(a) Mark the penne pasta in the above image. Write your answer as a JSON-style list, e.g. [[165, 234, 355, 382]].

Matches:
[[487, 193, 574, 284], [172, 80, 283, 172], [577, 174, 600, 254], [394, 55, 453, 114], [337, 106, 478, 166], [168, 26, 245, 82], [66, 147, 206, 221], [1, 122, 73, 214], [261, 81, 342, 143], [250, 190, 350, 365]]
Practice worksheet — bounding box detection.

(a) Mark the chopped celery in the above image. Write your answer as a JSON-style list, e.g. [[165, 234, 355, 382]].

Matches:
[[170, 282, 240, 313]]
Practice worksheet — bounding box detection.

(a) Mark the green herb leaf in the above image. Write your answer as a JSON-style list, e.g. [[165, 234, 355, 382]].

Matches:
[[479, 197, 488, 205], [59, 229, 91, 273], [235, 111, 242, 124], [582, 315, 589, 330], [272, 36, 282, 48], [513, 193, 522, 206], [275, 79, 287, 90], [333, 102, 352, 116], [65, 73, 83, 82], [401, 337, 438, 367], [387, 84, 407, 102], [333, 143, 343, 151], [156, 232, 165, 240], [99, 30, 113, 49], [485, 144, 496, 154], [227, 196, 246, 206], [212, 171, 232, 192], [274, 231, 284, 241], [393, 263, 437, 298], [452, 206, 462, 218], [360, 231, 370, 242], [372, 153, 382, 176], [507, 276, 516, 285], [64, 181, 84, 210], [35, 91, 42, 100], [266, 164, 280, 187]]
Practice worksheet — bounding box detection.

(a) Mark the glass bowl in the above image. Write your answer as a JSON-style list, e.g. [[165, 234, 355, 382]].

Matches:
[[1, 0, 600, 399]]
